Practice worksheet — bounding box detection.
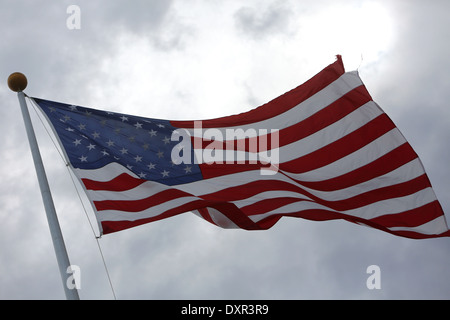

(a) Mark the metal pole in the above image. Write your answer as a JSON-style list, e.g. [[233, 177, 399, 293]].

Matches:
[[17, 91, 80, 300]]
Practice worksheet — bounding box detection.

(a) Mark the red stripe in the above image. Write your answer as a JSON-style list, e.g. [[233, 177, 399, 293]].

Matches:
[[370, 201, 443, 228], [200, 162, 261, 179], [254, 208, 448, 239], [100, 199, 207, 234], [94, 188, 194, 212], [199, 143, 418, 193], [98, 181, 447, 238], [381, 229, 450, 240], [100, 200, 264, 234], [315, 210, 448, 239], [237, 174, 431, 215], [298, 143, 417, 191], [281, 114, 396, 174], [192, 85, 372, 153], [82, 173, 145, 191], [171, 56, 345, 129], [240, 197, 303, 216], [252, 215, 282, 230], [89, 163, 424, 216], [199, 113, 396, 179], [319, 174, 432, 211], [200, 179, 300, 202], [208, 202, 263, 230], [196, 208, 217, 226]]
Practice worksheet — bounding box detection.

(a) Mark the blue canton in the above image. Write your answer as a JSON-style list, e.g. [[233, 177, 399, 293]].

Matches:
[[33, 98, 202, 186]]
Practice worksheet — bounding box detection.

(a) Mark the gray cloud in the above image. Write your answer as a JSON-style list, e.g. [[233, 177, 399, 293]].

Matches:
[[1, 0, 450, 301], [234, 1, 294, 39]]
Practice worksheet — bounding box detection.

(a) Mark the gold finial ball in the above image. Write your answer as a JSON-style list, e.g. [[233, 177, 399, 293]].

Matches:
[[7, 72, 28, 92]]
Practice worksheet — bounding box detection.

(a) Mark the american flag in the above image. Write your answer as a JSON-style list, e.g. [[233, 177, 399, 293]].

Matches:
[[32, 56, 450, 239]]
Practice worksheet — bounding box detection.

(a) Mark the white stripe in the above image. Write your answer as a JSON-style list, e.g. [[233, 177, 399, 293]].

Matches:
[[190, 136, 405, 197], [195, 126, 407, 186], [195, 100, 385, 165], [76, 123, 410, 205], [98, 186, 436, 225], [248, 200, 330, 222], [73, 161, 138, 181], [86, 156, 426, 205], [233, 159, 424, 208], [191, 209, 241, 229], [87, 179, 172, 202], [178, 163, 426, 203], [204, 207, 239, 228], [248, 188, 437, 223], [388, 216, 449, 236], [275, 101, 384, 163], [233, 190, 313, 209], [344, 187, 437, 220], [315, 158, 425, 200], [286, 128, 406, 182], [96, 195, 200, 222], [89, 161, 435, 225]]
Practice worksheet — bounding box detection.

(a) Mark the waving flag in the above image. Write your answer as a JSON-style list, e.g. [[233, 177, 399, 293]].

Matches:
[[32, 56, 450, 239]]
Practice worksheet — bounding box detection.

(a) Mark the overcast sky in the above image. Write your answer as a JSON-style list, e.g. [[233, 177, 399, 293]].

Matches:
[[1, 0, 450, 300]]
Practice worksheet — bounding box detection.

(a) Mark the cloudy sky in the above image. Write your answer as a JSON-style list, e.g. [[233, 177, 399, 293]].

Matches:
[[1, 0, 450, 300]]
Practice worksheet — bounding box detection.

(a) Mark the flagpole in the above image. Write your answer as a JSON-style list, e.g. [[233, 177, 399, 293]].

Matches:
[[8, 73, 80, 300]]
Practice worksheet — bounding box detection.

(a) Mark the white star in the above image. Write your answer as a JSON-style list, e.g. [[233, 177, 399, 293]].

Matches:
[[79, 155, 88, 162], [92, 132, 100, 139], [69, 105, 78, 111], [101, 150, 110, 156], [134, 155, 143, 162], [157, 124, 165, 128], [87, 144, 96, 150], [147, 163, 156, 170], [78, 123, 86, 131], [120, 116, 129, 122], [161, 170, 170, 177], [106, 140, 115, 147], [138, 172, 147, 178], [157, 151, 164, 158], [184, 166, 192, 174], [134, 122, 143, 129], [149, 129, 157, 137], [120, 148, 128, 154], [73, 139, 82, 146], [66, 127, 74, 132], [162, 136, 171, 144], [127, 164, 134, 170]]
